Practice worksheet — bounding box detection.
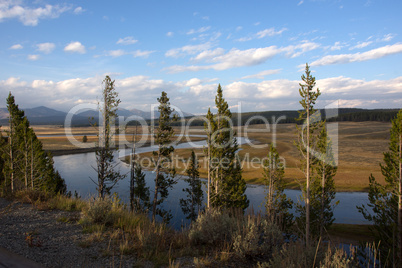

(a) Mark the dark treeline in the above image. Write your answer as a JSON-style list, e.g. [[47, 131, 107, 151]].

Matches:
[[174, 108, 400, 127], [1, 108, 398, 127]]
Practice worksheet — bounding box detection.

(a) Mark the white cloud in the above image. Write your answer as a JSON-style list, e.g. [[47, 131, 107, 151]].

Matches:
[[107, 49, 125, 57], [186, 26, 211, 35], [106, 49, 154, 58], [37, 42, 55, 54], [131, 50, 154, 58], [256, 27, 287, 38], [298, 0, 304, 5], [10, 44, 23, 50], [166, 32, 174, 37], [64, 41, 86, 54], [381, 33, 396, 42], [166, 41, 320, 73], [237, 27, 287, 42], [310, 43, 402, 66], [27, 54, 39, 61], [191, 48, 225, 61], [284, 40, 320, 58], [330, 41, 344, 51], [349, 41, 372, 50], [73, 7, 84, 14], [226, 80, 297, 99], [0, 1, 70, 26], [1, 75, 402, 113], [165, 43, 212, 58], [116, 36, 138, 45], [241, 69, 281, 80]]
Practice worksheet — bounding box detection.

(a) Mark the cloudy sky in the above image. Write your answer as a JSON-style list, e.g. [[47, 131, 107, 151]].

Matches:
[[0, 0, 401, 114]]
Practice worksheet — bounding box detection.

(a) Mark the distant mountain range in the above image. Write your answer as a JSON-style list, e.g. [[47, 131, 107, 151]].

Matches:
[[0, 106, 193, 125]]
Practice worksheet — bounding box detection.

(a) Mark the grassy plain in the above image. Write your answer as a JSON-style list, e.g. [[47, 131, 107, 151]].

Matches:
[[166, 121, 390, 192], [31, 121, 390, 192]]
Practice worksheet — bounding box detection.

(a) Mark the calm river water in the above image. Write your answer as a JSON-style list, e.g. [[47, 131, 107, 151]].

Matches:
[[53, 137, 371, 228]]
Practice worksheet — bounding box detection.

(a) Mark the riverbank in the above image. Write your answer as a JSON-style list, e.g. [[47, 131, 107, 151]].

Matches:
[[0, 194, 371, 267]]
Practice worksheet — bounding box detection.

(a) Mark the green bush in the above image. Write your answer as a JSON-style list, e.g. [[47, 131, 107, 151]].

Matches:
[[233, 216, 283, 259], [189, 209, 236, 246]]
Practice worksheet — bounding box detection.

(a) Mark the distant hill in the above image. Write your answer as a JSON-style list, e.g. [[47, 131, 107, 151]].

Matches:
[[0, 106, 194, 125]]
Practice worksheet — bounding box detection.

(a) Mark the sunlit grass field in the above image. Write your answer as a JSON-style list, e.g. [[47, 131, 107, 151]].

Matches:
[[30, 121, 390, 192]]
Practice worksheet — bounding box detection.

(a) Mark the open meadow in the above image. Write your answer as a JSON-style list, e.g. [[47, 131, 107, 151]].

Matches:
[[30, 121, 391, 192]]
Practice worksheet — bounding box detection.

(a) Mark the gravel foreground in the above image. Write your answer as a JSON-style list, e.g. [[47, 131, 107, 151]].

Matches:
[[0, 198, 144, 267]]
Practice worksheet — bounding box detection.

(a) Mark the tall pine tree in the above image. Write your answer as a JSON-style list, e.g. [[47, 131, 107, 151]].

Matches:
[[180, 150, 203, 221], [262, 143, 293, 231], [206, 84, 248, 210], [151, 91, 177, 223], [93, 76, 125, 199], [295, 64, 322, 246], [358, 109, 402, 266], [312, 126, 337, 237], [129, 124, 150, 213]]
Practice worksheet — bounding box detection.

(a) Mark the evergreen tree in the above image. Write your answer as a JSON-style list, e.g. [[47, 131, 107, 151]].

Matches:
[[204, 108, 216, 208], [151, 91, 177, 223], [129, 123, 150, 213], [295, 126, 337, 239], [207, 84, 249, 210], [180, 150, 203, 221], [358, 109, 402, 266], [1, 93, 66, 194], [295, 63, 322, 246], [0, 127, 5, 189], [4, 93, 25, 192], [262, 143, 293, 231], [93, 76, 125, 199], [312, 126, 337, 237], [131, 165, 150, 213]]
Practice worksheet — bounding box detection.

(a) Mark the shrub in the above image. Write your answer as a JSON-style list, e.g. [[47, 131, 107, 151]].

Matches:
[[319, 245, 358, 268], [233, 216, 283, 259], [189, 209, 236, 246], [15, 189, 51, 204], [48, 195, 86, 211], [81, 197, 114, 226], [263, 241, 322, 268]]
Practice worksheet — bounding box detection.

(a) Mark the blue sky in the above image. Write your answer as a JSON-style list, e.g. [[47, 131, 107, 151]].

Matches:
[[0, 0, 401, 114]]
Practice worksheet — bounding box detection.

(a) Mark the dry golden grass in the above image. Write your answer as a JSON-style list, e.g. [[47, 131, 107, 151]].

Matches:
[[28, 122, 391, 191], [167, 122, 390, 192]]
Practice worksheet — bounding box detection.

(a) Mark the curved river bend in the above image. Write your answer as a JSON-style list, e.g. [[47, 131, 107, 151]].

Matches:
[[53, 137, 371, 228]]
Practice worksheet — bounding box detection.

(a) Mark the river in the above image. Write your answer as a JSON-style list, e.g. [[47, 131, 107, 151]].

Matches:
[[53, 136, 371, 228]]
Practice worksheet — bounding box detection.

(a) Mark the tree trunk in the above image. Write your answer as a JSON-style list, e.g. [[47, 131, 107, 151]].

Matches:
[[152, 150, 161, 222], [24, 132, 28, 189], [207, 135, 211, 208], [9, 129, 14, 193], [31, 136, 34, 189], [320, 162, 325, 238], [398, 131, 402, 263], [306, 93, 310, 247]]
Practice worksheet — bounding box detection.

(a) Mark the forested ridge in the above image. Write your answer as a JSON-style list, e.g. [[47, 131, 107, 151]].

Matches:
[[178, 108, 400, 127]]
